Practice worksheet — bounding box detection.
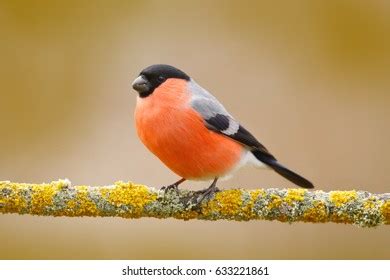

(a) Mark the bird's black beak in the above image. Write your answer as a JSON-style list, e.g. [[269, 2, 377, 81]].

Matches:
[[132, 75, 150, 94]]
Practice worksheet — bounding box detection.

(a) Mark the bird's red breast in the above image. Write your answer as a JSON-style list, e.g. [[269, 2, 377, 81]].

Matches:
[[134, 78, 244, 180]]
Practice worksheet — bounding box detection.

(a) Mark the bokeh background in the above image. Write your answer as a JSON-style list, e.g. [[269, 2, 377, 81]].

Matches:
[[1, 0, 389, 259]]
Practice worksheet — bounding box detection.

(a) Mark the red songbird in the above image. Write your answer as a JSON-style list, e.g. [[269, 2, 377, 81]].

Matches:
[[132, 64, 313, 200]]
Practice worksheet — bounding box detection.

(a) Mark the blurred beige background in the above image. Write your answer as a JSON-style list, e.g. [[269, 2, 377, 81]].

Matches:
[[0, 0, 389, 259]]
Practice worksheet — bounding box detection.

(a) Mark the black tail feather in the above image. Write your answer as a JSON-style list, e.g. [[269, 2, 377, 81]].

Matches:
[[252, 150, 314, 189]]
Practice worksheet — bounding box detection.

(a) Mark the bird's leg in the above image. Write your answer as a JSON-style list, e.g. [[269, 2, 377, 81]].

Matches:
[[194, 177, 220, 203], [161, 178, 186, 193]]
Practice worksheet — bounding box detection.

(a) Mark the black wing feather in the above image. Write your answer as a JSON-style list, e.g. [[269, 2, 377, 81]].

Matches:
[[206, 114, 230, 131], [204, 114, 276, 160]]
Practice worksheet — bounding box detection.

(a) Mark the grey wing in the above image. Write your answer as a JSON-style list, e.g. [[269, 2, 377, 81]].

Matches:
[[188, 80, 276, 160]]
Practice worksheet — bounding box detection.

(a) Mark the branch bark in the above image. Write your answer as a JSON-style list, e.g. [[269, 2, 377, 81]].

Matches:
[[0, 180, 389, 227]]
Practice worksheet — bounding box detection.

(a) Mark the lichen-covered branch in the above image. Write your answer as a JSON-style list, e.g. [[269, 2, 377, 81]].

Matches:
[[0, 180, 389, 227]]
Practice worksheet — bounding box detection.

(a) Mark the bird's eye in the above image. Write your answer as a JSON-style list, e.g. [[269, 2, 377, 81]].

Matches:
[[158, 76, 166, 82]]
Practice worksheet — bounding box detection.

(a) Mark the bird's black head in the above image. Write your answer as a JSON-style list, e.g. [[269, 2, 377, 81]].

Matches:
[[132, 64, 190, 98]]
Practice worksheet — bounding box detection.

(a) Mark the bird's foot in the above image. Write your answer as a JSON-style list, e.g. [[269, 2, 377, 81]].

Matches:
[[188, 182, 220, 209], [160, 183, 179, 194], [160, 178, 185, 195], [194, 186, 221, 200]]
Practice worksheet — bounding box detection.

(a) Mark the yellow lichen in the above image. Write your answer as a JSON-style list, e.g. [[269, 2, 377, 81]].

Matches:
[[174, 210, 199, 221], [284, 189, 306, 205], [31, 184, 56, 214], [248, 189, 266, 202], [329, 191, 358, 207], [303, 201, 328, 223], [101, 182, 157, 217], [1, 183, 28, 212], [242, 189, 265, 219], [268, 194, 282, 209], [65, 199, 77, 215], [203, 189, 243, 217], [381, 201, 390, 224], [363, 199, 378, 210], [56, 179, 71, 189], [330, 213, 353, 224], [70, 186, 100, 216], [1, 180, 389, 226]]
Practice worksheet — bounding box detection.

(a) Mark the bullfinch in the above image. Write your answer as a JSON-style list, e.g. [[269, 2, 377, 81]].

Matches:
[[132, 64, 314, 200]]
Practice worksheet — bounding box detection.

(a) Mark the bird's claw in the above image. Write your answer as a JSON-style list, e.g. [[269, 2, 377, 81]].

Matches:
[[161, 183, 179, 194], [194, 186, 220, 197], [188, 186, 220, 209]]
